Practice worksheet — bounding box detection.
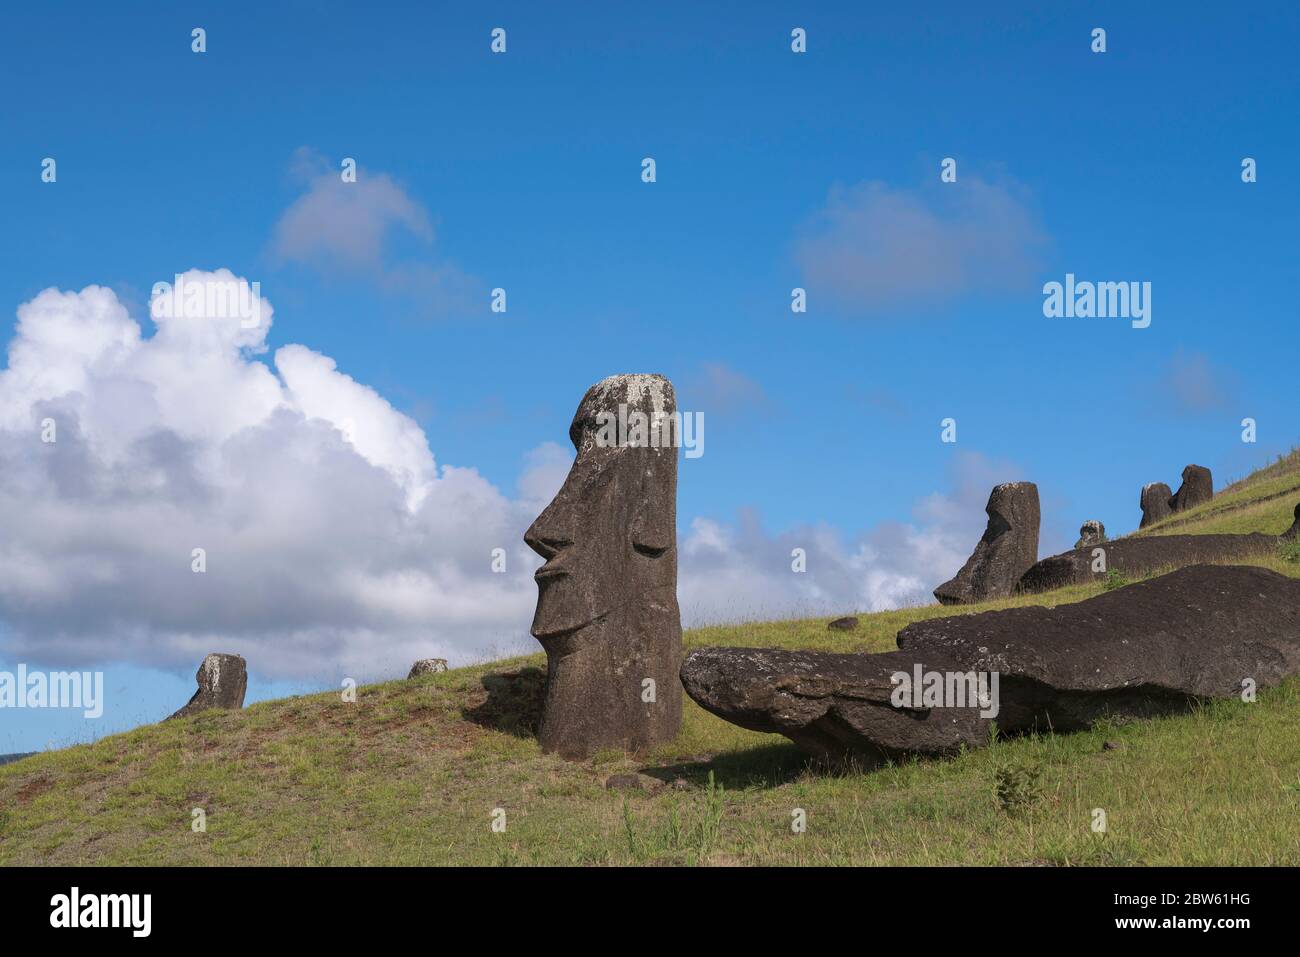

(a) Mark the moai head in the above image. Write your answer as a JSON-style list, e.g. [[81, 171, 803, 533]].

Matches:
[[525, 374, 678, 651], [523, 374, 683, 757], [934, 481, 1040, 605], [1140, 482, 1173, 528], [168, 652, 247, 720]]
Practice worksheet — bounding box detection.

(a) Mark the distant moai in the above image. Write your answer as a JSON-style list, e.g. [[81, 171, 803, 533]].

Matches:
[[523, 374, 683, 759], [1075, 520, 1106, 549], [1169, 464, 1213, 513], [407, 658, 448, 678], [1139, 483, 1173, 528], [168, 653, 247, 720], [1282, 503, 1300, 541], [934, 481, 1040, 605]]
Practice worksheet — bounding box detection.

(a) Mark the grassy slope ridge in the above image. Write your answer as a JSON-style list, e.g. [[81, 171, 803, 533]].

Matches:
[[3, 454, 1300, 866]]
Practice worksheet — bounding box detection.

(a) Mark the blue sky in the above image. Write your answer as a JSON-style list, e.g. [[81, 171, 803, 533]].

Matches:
[[1, 1, 1297, 752]]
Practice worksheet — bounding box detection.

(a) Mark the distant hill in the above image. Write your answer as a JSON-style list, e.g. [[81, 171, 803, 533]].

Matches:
[[0, 753, 35, 767]]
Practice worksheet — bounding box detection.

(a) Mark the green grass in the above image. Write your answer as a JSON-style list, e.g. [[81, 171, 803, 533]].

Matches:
[[3, 455, 1300, 866]]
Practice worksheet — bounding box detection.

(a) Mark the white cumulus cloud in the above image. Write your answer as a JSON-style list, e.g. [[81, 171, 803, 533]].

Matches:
[[0, 272, 548, 681]]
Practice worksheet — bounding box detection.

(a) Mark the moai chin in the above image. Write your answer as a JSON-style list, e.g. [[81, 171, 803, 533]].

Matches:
[[524, 374, 683, 759]]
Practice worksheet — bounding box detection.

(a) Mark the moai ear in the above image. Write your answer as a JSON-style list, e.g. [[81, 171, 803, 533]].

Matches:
[[629, 460, 673, 558]]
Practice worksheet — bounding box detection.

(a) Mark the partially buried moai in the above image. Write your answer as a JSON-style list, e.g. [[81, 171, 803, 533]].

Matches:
[[524, 374, 683, 759], [933, 481, 1040, 605]]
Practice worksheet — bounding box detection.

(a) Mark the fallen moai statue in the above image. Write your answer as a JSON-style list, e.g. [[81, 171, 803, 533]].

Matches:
[[1139, 482, 1173, 528], [168, 653, 247, 720], [1017, 532, 1276, 593], [933, 482, 1039, 605], [680, 564, 1300, 764], [523, 373, 683, 759]]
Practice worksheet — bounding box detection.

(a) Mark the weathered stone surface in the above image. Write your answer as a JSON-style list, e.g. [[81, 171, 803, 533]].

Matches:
[[1139, 482, 1174, 528], [168, 653, 247, 720], [827, 616, 859, 631], [1074, 520, 1105, 549], [934, 482, 1039, 605], [1282, 503, 1300, 541], [407, 658, 448, 678], [605, 772, 664, 793], [681, 565, 1300, 763], [1017, 533, 1275, 593], [1170, 464, 1213, 513], [524, 374, 683, 759]]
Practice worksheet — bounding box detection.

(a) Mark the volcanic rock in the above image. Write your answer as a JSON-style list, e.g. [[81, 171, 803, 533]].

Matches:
[[605, 772, 664, 793], [168, 653, 247, 720], [934, 482, 1040, 605], [1282, 503, 1300, 541], [1169, 464, 1213, 513], [1074, 520, 1106, 549], [827, 617, 859, 631], [681, 565, 1300, 763], [523, 374, 683, 759], [1017, 533, 1275, 593], [408, 658, 448, 678], [1139, 482, 1174, 528]]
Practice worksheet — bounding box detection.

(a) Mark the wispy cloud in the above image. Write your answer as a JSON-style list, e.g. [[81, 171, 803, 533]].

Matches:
[[682, 362, 771, 416], [1159, 349, 1237, 414], [794, 174, 1047, 316], [269, 148, 479, 315], [271, 148, 433, 274]]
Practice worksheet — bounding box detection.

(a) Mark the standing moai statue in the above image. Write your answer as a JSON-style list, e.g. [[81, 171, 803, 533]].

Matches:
[[524, 374, 683, 759], [1169, 464, 1213, 513], [168, 653, 247, 720], [1139, 482, 1173, 528], [934, 481, 1040, 605], [1075, 520, 1106, 549]]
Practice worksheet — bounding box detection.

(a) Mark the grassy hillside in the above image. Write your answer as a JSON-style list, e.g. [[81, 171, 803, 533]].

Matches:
[[3, 456, 1300, 866]]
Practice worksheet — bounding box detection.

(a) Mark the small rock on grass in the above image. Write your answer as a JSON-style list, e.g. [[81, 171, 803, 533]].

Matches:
[[408, 658, 448, 678], [605, 773, 664, 794]]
